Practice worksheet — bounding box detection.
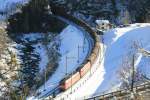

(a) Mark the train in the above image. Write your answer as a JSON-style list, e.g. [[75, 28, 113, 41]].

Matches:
[[59, 41, 100, 91], [58, 17, 100, 91], [50, 5, 101, 93]]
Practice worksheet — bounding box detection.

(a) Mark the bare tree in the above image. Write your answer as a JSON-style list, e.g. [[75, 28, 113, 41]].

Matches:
[[0, 28, 8, 56], [117, 40, 150, 99]]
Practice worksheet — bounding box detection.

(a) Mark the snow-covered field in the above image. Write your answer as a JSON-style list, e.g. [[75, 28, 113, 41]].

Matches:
[[94, 23, 150, 95], [27, 25, 90, 99]]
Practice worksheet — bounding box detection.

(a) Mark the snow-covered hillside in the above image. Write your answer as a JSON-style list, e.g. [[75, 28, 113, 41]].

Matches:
[[50, 23, 150, 99], [1, 1, 150, 99], [28, 25, 90, 99], [0, 0, 28, 11], [28, 23, 150, 100], [53, 23, 150, 99], [0, 0, 29, 20], [0, 32, 51, 97], [58, 23, 150, 99], [95, 23, 150, 95]]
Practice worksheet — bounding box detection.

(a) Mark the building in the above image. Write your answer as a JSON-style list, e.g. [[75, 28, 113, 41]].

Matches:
[[95, 20, 111, 32]]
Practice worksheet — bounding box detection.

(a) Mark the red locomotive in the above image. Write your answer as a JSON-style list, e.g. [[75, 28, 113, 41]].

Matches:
[[60, 72, 80, 91]]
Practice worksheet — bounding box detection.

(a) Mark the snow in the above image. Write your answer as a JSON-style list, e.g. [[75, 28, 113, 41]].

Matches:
[[96, 20, 109, 25], [0, 42, 22, 96], [22, 33, 49, 73], [21, 33, 49, 73], [23, 33, 43, 42], [139, 57, 150, 78], [94, 23, 150, 95], [51, 23, 150, 99], [0, 0, 28, 11], [0, 0, 29, 20], [0, 32, 51, 96], [33, 43, 49, 73], [28, 23, 150, 100], [28, 25, 90, 99], [53, 42, 104, 100]]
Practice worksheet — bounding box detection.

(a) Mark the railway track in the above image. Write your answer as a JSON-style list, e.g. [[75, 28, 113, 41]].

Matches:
[[86, 82, 150, 100], [1, 2, 149, 100], [38, 7, 101, 99], [38, 16, 95, 99], [0, 2, 99, 99], [57, 15, 94, 59]]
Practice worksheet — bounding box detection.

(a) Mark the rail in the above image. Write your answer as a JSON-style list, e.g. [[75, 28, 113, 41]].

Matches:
[[1, 2, 102, 99], [86, 82, 150, 100], [40, 6, 101, 100]]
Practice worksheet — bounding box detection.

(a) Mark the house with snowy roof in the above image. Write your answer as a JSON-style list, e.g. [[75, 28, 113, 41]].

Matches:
[[95, 20, 111, 32]]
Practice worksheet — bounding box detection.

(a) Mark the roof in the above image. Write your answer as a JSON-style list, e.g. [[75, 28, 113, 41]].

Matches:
[[95, 20, 109, 25]]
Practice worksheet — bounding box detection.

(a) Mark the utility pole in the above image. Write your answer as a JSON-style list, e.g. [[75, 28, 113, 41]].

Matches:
[[71, 71, 73, 94], [130, 54, 136, 100], [83, 34, 86, 53], [65, 56, 76, 76], [44, 69, 47, 91], [131, 54, 135, 92], [65, 56, 67, 76]]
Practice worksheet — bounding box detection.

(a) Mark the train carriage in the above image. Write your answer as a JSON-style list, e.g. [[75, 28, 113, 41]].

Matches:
[[79, 61, 91, 77], [56, 11, 101, 94], [60, 72, 80, 91], [88, 53, 97, 65]]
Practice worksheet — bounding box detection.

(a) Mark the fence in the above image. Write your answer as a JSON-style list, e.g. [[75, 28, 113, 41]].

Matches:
[[86, 82, 150, 100]]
